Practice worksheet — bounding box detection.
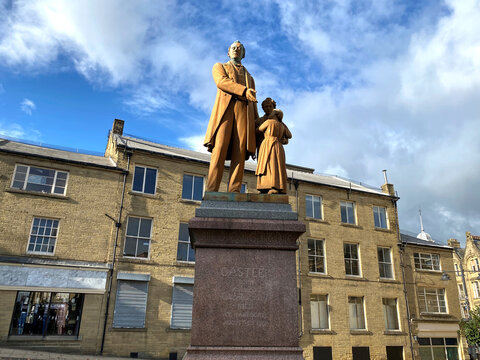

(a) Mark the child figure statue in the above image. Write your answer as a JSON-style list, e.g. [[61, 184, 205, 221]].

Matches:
[[255, 98, 292, 194]]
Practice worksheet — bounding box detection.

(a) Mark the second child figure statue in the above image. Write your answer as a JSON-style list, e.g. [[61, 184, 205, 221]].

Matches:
[[255, 98, 292, 194]]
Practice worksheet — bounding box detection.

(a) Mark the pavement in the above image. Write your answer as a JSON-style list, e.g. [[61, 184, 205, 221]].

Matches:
[[0, 348, 148, 360]]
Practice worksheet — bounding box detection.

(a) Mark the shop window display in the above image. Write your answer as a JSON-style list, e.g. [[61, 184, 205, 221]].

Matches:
[[9, 291, 83, 337]]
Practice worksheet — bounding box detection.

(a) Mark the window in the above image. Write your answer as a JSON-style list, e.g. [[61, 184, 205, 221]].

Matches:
[[373, 206, 388, 229], [182, 174, 204, 201], [340, 201, 356, 224], [9, 291, 83, 336], [124, 217, 152, 258], [378, 247, 393, 279], [306, 195, 322, 219], [474, 281, 480, 298], [418, 338, 459, 360], [417, 288, 447, 313], [382, 298, 399, 330], [171, 278, 194, 329], [458, 284, 465, 299], [414, 253, 441, 271], [310, 294, 329, 329], [27, 217, 59, 255], [113, 280, 148, 328], [348, 296, 366, 329], [454, 263, 460, 276], [241, 183, 247, 193], [177, 223, 195, 262], [352, 347, 370, 360], [386, 346, 403, 360], [308, 239, 325, 274], [472, 258, 480, 271], [11, 164, 68, 195], [313, 347, 332, 360], [132, 165, 157, 194], [344, 243, 360, 276]]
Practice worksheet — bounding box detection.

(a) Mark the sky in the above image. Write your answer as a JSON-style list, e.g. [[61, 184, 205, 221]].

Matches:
[[1, 0, 479, 245]]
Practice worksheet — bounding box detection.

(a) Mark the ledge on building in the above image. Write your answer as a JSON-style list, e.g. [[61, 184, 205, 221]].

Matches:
[[166, 327, 191, 333], [110, 327, 147, 332], [350, 330, 373, 336], [8, 335, 82, 341], [5, 188, 70, 200], [305, 217, 329, 224], [384, 330, 407, 336], [310, 329, 336, 335], [118, 257, 156, 265], [345, 275, 367, 281], [180, 199, 202, 205], [374, 227, 393, 233], [340, 223, 362, 229], [175, 261, 195, 268], [308, 272, 333, 279]]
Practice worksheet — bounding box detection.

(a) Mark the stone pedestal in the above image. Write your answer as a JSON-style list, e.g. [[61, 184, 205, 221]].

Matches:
[[184, 193, 306, 360]]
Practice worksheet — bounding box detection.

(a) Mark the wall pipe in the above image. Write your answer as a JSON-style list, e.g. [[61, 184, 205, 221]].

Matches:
[[100, 151, 131, 354]]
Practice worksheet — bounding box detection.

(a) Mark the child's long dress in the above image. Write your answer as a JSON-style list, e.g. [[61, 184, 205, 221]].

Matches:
[[256, 119, 292, 193]]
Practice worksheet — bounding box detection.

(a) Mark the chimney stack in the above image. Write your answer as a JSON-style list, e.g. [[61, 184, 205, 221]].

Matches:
[[112, 119, 124, 135]]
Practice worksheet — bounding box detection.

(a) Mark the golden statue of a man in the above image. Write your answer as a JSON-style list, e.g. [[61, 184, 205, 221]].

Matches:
[[203, 41, 258, 192]]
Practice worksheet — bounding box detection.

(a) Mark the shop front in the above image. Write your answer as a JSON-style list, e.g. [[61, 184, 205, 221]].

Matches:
[[0, 263, 108, 352]]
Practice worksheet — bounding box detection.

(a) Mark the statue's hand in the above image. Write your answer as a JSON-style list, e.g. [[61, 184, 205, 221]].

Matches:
[[246, 88, 257, 103]]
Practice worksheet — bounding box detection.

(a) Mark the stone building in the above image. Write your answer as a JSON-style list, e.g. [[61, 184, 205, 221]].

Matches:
[[400, 230, 466, 360], [0, 118, 464, 359]]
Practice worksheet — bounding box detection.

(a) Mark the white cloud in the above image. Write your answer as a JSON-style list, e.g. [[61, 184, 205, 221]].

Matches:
[[20, 98, 36, 115], [0, 121, 41, 140], [179, 135, 209, 154]]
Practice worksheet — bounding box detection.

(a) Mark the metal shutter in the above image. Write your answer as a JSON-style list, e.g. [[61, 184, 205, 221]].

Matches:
[[113, 280, 148, 328], [171, 283, 193, 329]]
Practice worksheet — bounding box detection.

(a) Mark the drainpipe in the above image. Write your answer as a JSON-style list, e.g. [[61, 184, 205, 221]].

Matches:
[[100, 151, 131, 354], [292, 178, 303, 338], [394, 198, 415, 360]]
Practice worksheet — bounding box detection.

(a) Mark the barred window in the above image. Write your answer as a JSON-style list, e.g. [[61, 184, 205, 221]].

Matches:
[[417, 288, 447, 313], [124, 217, 152, 259], [414, 253, 441, 271], [12, 164, 68, 195], [308, 239, 325, 274], [27, 218, 59, 255]]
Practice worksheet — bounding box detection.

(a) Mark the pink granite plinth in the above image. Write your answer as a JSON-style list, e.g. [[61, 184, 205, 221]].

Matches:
[[184, 214, 305, 360]]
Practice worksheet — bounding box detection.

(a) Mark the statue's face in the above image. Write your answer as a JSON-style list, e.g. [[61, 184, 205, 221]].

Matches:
[[262, 102, 274, 115], [228, 42, 244, 60]]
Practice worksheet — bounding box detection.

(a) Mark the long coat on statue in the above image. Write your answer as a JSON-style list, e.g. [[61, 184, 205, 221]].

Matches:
[[203, 61, 258, 160]]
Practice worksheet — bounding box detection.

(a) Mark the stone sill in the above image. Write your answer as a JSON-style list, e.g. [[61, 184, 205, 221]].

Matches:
[[308, 272, 333, 279], [111, 327, 147, 332], [8, 335, 82, 341], [415, 269, 442, 274], [384, 331, 407, 336], [340, 223, 362, 229], [118, 257, 155, 265], [378, 278, 401, 284], [180, 199, 202, 205], [305, 217, 327, 224], [166, 327, 191, 333], [350, 330, 373, 335], [417, 313, 456, 320], [310, 329, 336, 335], [374, 227, 393, 233], [5, 188, 69, 200], [345, 275, 367, 281], [176, 261, 195, 267], [128, 191, 159, 199]]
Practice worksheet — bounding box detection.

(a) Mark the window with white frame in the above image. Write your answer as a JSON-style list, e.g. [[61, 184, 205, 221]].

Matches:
[[340, 201, 356, 224], [348, 296, 366, 330], [454, 263, 460, 276], [310, 294, 329, 329], [132, 165, 157, 194], [382, 298, 399, 330], [308, 239, 325, 274], [27, 217, 59, 255], [306, 195, 322, 219], [373, 206, 388, 229], [472, 258, 480, 272], [11, 164, 68, 195], [182, 174, 204, 201], [458, 284, 465, 299], [177, 223, 195, 262], [344, 243, 360, 276], [124, 217, 152, 258], [417, 287, 447, 313], [171, 277, 194, 329], [414, 253, 441, 271], [474, 281, 480, 298], [377, 247, 393, 279]]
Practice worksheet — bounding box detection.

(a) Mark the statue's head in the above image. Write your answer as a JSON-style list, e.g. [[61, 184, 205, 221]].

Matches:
[[228, 41, 245, 61], [261, 97, 275, 115]]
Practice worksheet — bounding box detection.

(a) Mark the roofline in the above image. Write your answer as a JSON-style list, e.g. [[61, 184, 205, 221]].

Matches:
[[116, 142, 395, 198], [0, 148, 124, 172], [401, 241, 453, 251]]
